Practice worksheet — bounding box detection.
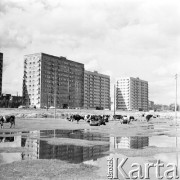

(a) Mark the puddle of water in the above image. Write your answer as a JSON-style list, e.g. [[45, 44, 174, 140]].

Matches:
[[149, 136, 180, 148], [0, 129, 179, 179]]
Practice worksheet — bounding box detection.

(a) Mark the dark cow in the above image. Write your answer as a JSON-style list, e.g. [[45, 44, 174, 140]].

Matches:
[[146, 114, 153, 122], [0, 115, 15, 128], [69, 114, 84, 123], [129, 116, 136, 121]]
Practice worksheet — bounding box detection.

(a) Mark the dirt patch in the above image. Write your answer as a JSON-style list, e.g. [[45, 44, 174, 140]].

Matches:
[[0, 159, 102, 180]]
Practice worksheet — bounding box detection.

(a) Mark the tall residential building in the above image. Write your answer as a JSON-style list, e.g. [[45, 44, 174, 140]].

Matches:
[[0, 52, 3, 95], [84, 70, 110, 110], [23, 53, 84, 108], [116, 77, 148, 111]]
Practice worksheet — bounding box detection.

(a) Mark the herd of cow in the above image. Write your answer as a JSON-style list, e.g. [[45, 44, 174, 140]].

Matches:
[[67, 113, 157, 126], [0, 113, 158, 129]]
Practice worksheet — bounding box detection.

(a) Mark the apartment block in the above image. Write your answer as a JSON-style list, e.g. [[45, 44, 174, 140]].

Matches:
[[84, 70, 110, 110], [23, 53, 84, 108], [0, 52, 3, 95], [116, 77, 148, 111]]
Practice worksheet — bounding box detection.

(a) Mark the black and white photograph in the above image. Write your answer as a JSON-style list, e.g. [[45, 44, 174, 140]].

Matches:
[[0, 0, 179, 179]]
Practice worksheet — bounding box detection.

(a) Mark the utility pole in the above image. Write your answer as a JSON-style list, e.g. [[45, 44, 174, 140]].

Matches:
[[68, 78, 69, 108], [54, 66, 57, 119], [114, 84, 116, 116], [46, 93, 48, 111], [104, 79, 105, 113], [175, 74, 178, 125], [175, 74, 179, 178]]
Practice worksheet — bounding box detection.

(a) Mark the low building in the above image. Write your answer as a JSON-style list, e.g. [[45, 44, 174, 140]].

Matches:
[[0, 94, 23, 108]]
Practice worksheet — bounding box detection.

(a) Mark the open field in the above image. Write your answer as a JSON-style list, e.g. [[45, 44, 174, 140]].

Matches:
[[0, 108, 180, 119], [0, 108, 179, 180]]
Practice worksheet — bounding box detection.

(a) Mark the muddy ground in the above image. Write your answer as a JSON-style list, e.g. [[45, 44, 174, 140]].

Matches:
[[0, 109, 179, 180]]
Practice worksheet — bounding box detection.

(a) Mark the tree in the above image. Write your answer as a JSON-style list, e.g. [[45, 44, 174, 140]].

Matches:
[[169, 103, 179, 111]]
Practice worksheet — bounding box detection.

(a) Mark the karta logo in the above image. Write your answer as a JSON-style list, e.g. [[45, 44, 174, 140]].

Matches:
[[107, 157, 179, 179]]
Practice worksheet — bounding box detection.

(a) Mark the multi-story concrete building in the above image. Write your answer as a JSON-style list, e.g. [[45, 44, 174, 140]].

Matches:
[[116, 77, 148, 111], [23, 53, 84, 108], [0, 52, 3, 95], [84, 71, 110, 110]]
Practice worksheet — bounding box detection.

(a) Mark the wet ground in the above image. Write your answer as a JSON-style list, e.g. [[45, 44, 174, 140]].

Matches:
[[0, 116, 180, 179], [0, 125, 179, 180]]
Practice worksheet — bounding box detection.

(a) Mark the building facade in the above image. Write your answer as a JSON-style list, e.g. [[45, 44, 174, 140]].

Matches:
[[84, 71, 110, 110], [23, 53, 84, 108], [116, 77, 148, 111], [0, 52, 3, 95]]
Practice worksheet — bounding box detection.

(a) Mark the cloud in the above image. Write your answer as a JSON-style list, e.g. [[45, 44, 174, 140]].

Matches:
[[154, 62, 180, 76], [0, 0, 180, 104], [85, 59, 99, 71]]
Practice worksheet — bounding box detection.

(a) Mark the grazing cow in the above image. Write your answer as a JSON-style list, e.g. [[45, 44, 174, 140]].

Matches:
[[129, 116, 135, 121], [0, 115, 15, 128], [69, 114, 84, 123], [146, 114, 153, 122], [90, 115, 106, 126], [120, 115, 131, 124], [84, 114, 92, 123], [103, 115, 110, 122]]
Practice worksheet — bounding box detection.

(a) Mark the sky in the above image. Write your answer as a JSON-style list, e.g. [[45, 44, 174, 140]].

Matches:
[[0, 0, 180, 105]]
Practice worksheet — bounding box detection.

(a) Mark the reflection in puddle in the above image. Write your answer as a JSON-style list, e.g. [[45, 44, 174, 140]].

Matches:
[[0, 129, 179, 176], [0, 130, 110, 164], [110, 136, 149, 150], [149, 136, 180, 148]]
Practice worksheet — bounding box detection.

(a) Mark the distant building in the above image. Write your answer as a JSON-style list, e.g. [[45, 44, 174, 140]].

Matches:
[[149, 101, 154, 110], [116, 77, 148, 111], [0, 52, 3, 95], [84, 70, 110, 110], [23, 53, 84, 108], [0, 94, 22, 108]]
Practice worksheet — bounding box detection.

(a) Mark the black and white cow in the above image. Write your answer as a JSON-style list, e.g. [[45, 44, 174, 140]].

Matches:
[[0, 115, 15, 128]]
